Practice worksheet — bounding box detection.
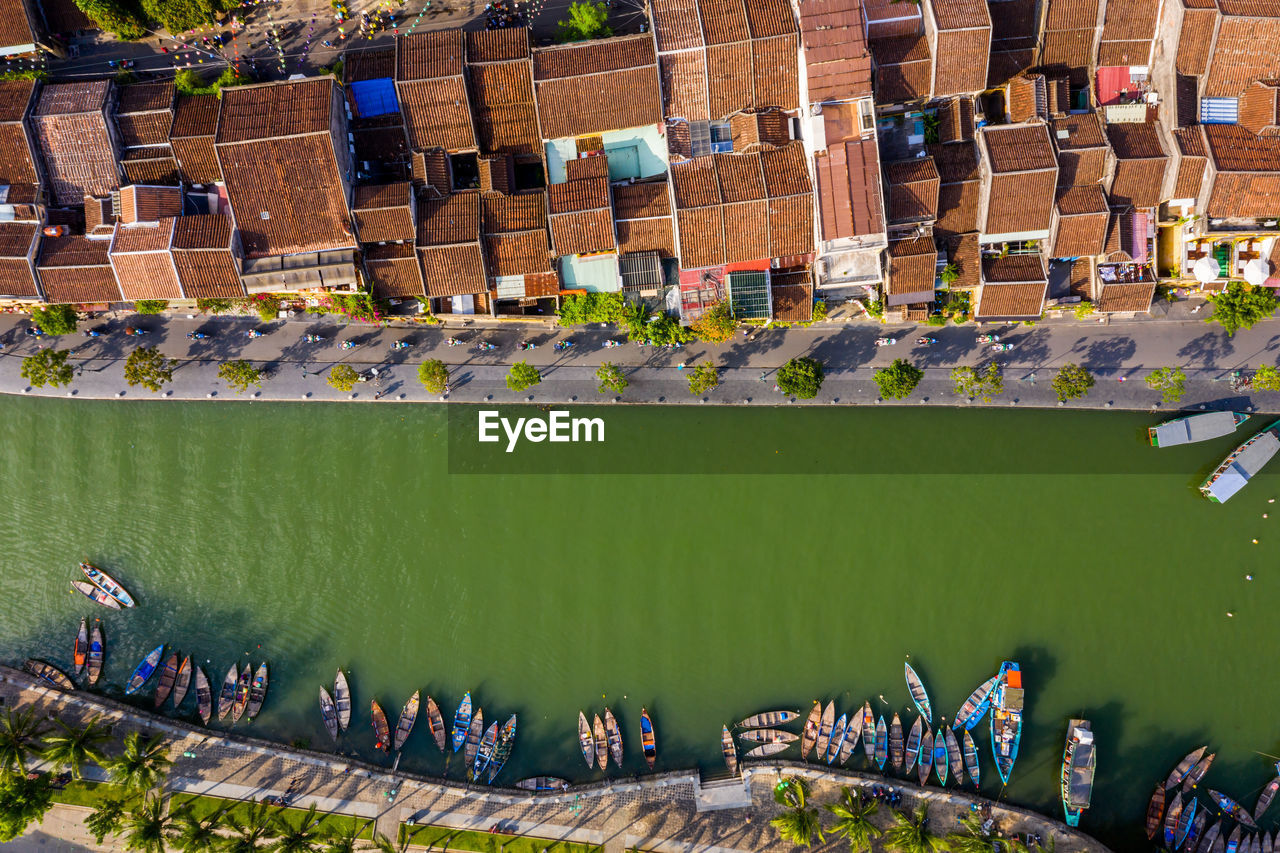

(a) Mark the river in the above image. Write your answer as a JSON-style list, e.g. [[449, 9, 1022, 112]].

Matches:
[[3, 397, 1277, 852]]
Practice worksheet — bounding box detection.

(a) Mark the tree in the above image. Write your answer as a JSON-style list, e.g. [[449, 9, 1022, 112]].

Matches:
[[104, 732, 171, 794], [951, 363, 1003, 402], [0, 773, 52, 843], [1206, 281, 1277, 336], [596, 363, 628, 395], [939, 263, 960, 285], [195, 298, 235, 314], [21, 348, 74, 388], [29, 305, 77, 335], [124, 347, 176, 393], [41, 716, 109, 781], [1145, 366, 1187, 405], [86, 796, 130, 845], [623, 303, 693, 346], [688, 363, 720, 396], [777, 356, 825, 399], [133, 300, 169, 315], [271, 803, 321, 853], [138, 0, 219, 35], [945, 812, 999, 853], [320, 821, 373, 853], [507, 361, 541, 392], [170, 804, 224, 853], [1255, 364, 1280, 391], [1051, 363, 1095, 403], [874, 358, 923, 400], [124, 793, 173, 853], [219, 361, 263, 394], [327, 365, 360, 393], [690, 300, 736, 343], [0, 708, 48, 777], [825, 787, 880, 853], [222, 801, 277, 853], [72, 0, 146, 39], [883, 804, 946, 853], [418, 360, 449, 394], [556, 0, 611, 41], [770, 778, 823, 849]]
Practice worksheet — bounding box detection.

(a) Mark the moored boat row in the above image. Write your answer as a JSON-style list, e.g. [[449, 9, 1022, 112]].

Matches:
[[1147, 746, 1278, 851]]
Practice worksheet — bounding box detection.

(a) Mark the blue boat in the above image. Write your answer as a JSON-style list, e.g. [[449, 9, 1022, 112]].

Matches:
[[953, 675, 998, 731], [1166, 796, 1186, 850], [451, 692, 472, 753], [826, 713, 847, 765], [125, 645, 164, 695], [1178, 798, 1200, 849], [1210, 790, 1260, 830], [933, 724, 949, 785], [904, 661, 932, 723], [990, 661, 1024, 784], [874, 716, 887, 770]]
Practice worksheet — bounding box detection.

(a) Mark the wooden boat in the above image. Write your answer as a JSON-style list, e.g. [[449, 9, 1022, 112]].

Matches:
[[591, 713, 606, 771], [466, 707, 486, 768], [640, 708, 656, 770], [246, 663, 268, 721], [1227, 826, 1243, 853], [860, 702, 875, 764], [918, 727, 933, 786], [800, 702, 821, 760], [487, 715, 517, 784], [1197, 821, 1223, 853], [740, 728, 799, 744], [334, 670, 353, 732], [888, 713, 904, 772], [516, 777, 569, 792], [86, 621, 104, 687], [1060, 719, 1096, 828], [945, 725, 963, 785], [838, 714, 862, 766], [990, 661, 1023, 784], [953, 675, 999, 731], [127, 645, 164, 695], [578, 712, 594, 768], [452, 692, 472, 753], [71, 581, 121, 610], [1185, 752, 1216, 792], [1201, 421, 1280, 502], [154, 653, 179, 708], [605, 708, 623, 768], [826, 713, 847, 765], [933, 721, 949, 786], [73, 618, 87, 674], [426, 697, 446, 752], [874, 716, 887, 770], [904, 661, 932, 723], [171, 657, 191, 709], [1178, 799, 1200, 849], [1147, 782, 1168, 840], [394, 691, 419, 752], [722, 724, 738, 775], [473, 720, 499, 778], [814, 701, 836, 761], [1215, 832, 1227, 853], [23, 659, 74, 690], [1168, 747, 1209, 789], [1186, 811, 1209, 853], [1265, 831, 1276, 853], [371, 699, 391, 752], [1255, 769, 1280, 821], [230, 664, 252, 723], [1165, 796, 1187, 848], [80, 563, 135, 608], [319, 686, 339, 741], [962, 729, 980, 788], [1151, 412, 1251, 447], [218, 664, 239, 721], [905, 716, 923, 773], [744, 742, 790, 759], [738, 710, 800, 728], [194, 667, 211, 724], [1210, 790, 1260, 830]]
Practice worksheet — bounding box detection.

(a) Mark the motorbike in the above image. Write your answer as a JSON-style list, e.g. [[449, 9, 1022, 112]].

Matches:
[[245, 329, 264, 339], [391, 341, 409, 351], [874, 337, 897, 347], [553, 340, 575, 351], [25, 327, 44, 337], [991, 342, 1014, 352], [446, 337, 463, 347], [475, 342, 497, 352], [916, 336, 937, 345], [124, 327, 147, 337], [83, 328, 105, 338], [340, 341, 356, 350], [602, 340, 623, 348], [186, 332, 209, 340], [978, 333, 1000, 343], [518, 341, 537, 351], [303, 334, 323, 343]]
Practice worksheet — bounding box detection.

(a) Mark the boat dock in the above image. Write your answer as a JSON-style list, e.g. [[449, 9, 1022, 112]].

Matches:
[[0, 664, 1115, 853]]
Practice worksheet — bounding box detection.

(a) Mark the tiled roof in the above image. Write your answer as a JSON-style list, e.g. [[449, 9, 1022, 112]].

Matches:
[[484, 230, 552, 276], [985, 169, 1058, 234], [797, 0, 872, 101], [397, 75, 475, 151], [36, 234, 122, 304], [171, 246, 243, 299], [119, 185, 181, 224], [354, 125, 410, 164], [117, 111, 172, 148], [170, 93, 219, 138], [549, 207, 616, 256], [418, 243, 488, 296], [730, 109, 790, 149], [0, 86, 38, 201], [974, 281, 1046, 318], [1098, 0, 1158, 51], [987, 48, 1035, 88], [1240, 80, 1280, 135], [343, 47, 396, 84], [353, 182, 415, 243], [468, 59, 539, 155], [0, 0, 35, 50], [937, 97, 974, 142], [1207, 171, 1280, 218], [870, 35, 933, 103], [886, 157, 941, 223], [931, 0, 990, 30], [718, 150, 767, 201], [35, 80, 108, 116], [533, 36, 662, 138], [983, 123, 1057, 172], [1040, 29, 1095, 85], [989, 0, 1038, 51], [1052, 187, 1109, 257], [1172, 127, 1208, 199], [651, 0, 705, 51], [886, 236, 937, 306], [935, 178, 980, 236], [120, 149, 178, 186], [32, 110, 119, 205], [707, 40, 754, 117], [943, 232, 980, 289], [751, 33, 800, 111], [1068, 256, 1093, 299], [466, 27, 530, 62], [482, 191, 546, 233], [1008, 74, 1045, 124], [172, 136, 220, 185], [1204, 122, 1280, 171], [815, 135, 885, 240], [1050, 114, 1109, 186], [548, 176, 611, 212], [85, 196, 114, 234], [767, 193, 813, 256], [671, 157, 722, 207], [1044, 0, 1099, 32], [172, 214, 232, 249], [660, 52, 710, 121], [1203, 16, 1280, 98], [1098, 281, 1156, 312], [929, 141, 979, 182], [397, 29, 465, 81], [111, 218, 173, 252], [613, 181, 672, 220], [418, 192, 480, 246], [1107, 122, 1168, 207], [745, 0, 797, 38], [760, 141, 810, 195], [771, 281, 813, 320], [614, 181, 676, 256], [1176, 7, 1216, 76], [363, 243, 426, 298], [111, 221, 182, 300], [216, 79, 334, 143], [864, 0, 921, 37], [0, 221, 36, 257], [676, 208, 726, 267], [0, 77, 34, 122], [1055, 183, 1109, 215], [39, 0, 91, 33], [117, 81, 173, 115], [1106, 121, 1166, 159], [699, 0, 750, 44], [982, 253, 1047, 282], [933, 26, 991, 96]]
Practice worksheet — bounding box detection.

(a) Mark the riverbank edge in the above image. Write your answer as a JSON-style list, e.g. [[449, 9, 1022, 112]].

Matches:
[[1, 664, 1113, 853]]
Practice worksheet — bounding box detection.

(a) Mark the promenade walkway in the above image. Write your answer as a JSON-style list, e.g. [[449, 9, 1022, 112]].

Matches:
[[0, 666, 1112, 853]]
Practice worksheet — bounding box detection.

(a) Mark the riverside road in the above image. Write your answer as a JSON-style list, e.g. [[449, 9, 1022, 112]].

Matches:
[[2, 310, 1280, 411]]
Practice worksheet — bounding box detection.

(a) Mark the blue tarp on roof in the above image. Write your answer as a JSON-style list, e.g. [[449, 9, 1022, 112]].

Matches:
[[349, 78, 399, 118]]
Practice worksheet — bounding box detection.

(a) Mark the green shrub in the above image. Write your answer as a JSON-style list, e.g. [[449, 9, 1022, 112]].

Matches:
[[133, 300, 168, 315], [873, 359, 922, 400], [778, 356, 825, 399], [250, 294, 282, 323], [507, 361, 541, 392], [196, 298, 235, 314], [926, 314, 947, 326], [418, 360, 449, 394], [556, 0, 611, 41], [688, 363, 719, 396], [559, 292, 625, 325], [812, 300, 827, 322], [689, 300, 736, 343], [328, 365, 359, 392], [73, 0, 147, 39], [29, 305, 78, 335]]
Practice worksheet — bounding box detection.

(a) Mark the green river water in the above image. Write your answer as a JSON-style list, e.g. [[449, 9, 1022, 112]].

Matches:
[[3, 397, 1279, 852]]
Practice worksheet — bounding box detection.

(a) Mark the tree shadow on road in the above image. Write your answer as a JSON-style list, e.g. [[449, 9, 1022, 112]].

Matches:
[[1067, 334, 1137, 373], [1176, 331, 1235, 367]]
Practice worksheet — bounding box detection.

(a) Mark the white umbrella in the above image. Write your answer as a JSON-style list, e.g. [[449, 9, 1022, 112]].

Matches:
[[1244, 257, 1271, 285], [1193, 255, 1220, 283]]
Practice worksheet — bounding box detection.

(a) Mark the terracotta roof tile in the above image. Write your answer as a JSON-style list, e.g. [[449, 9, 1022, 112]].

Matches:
[[0, 221, 36, 257], [111, 223, 182, 300], [1106, 121, 1166, 158], [730, 109, 791, 149], [1099, 0, 1158, 44], [937, 97, 974, 142], [931, 0, 990, 30], [37, 234, 122, 304], [1044, 0, 1099, 31], [698, 0, 751, 44], [1176, 7, 1216, 76], [216, 79, 334, 143], [0, 262, 38, 298], [482, 191, 547, 233], [887, 157, 941, 222], [745, 0, 797, 37], [1098, 281, 1155, 312], [1067, 255, 1093, 299], [548, 176, 611, 213], [771, 281, 812, 321], [797, 0, 872, 101], [117, 81, 173, 114], [398, 76, 475, 151], [613, 180, 673, 219], [933, 27, 991, 96], [975, 281, 1045, 317], [35, 80, 108, 116], [870, 35, 933, 103], [1107, 123, 1167, 207], [990, 0, 1038, 49], [1055, 182, 1108, 215], [722, 198, 770, 259], [943, 232, 981, 288], [353, 182, 415, 243], [466, 27, 530, 62], [534, 34, 656, 78], [928, 141, 978, 181], [767, 192, 813, 256], [886, 236, 937, 305], [468, 60, 539, 155], [614, 180, 675, 255], [660, 52, 710, 121], [676, 206, 725, 267], [714, 152, 767, 202], [751, 33, 799, 110], [485, 230, 551, 275], [814, 136, 885, 240], [983, 123, 1057, 172], [759, 142, 811, 196], [120, 150, 178, 186], [1040, 29, 1094, 84], [983, 253, 1047, 282], [32, 109, 119, 205], [707, 41, 754, 118], [172, 135, 220, 185], [0, 77, 34, 122], [418, 192, 480, 246], [397, 29, 465, 81], [170, 93, 219, 138], [116, 111, 172, 148], [1053, 193, 1109, 257], [671, 157, 723, 207], [935, 178, 980, 236], [985, 168, 1059, 234], [344, 47, 396, 84], [1204, 17, 1280, 98], [111, 219, 173, 253], [363, 243, 426, 298], [534, 37, 662, 137], [1173, 127, 1207, 199], [987, 48, 1035, 87], [1239, 80, 1280, 135], [119, 185, 181, 224], [418, 243, 487, 296], [617, 217, 677, 256], [171, 214, 231, 249], [651, 0, 705, 51], [479, 154, 514, 192], [0, 0, 35, 51], [0, 108, 38, 199], [549, 207, 616, 255]]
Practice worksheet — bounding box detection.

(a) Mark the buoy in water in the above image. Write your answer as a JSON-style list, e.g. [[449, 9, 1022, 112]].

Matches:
[[1227, 611, 1235, 617], [1247, 574, 1254, 580]]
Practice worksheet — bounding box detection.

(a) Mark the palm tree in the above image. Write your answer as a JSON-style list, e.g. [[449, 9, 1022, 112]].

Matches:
[[124, 793, 173, 853], [223, 800, 278, 853], [884, 803, 948, 853], [85, 795, 130, 844], [169, 803, 225, 853], [0, 708, 48, 776], [825, 786, 881, 853], [946, 812, 1000, 853], [320, 820, 373, 853], [272, 803, 321, 853], [105, 732, 172, 793], [770, 777, 824, 848], [42, 716, 110, 780]]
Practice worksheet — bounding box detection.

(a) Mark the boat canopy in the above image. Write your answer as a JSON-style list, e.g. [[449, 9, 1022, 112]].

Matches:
[[1152, 412, 1241, 447], [1067, 728, 1096, 808], [1205, 430, 1280, 502]]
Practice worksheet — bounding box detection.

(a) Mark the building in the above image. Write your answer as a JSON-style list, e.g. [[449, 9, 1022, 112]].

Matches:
[[31, 80, 120, 206], [114, 81, 178, 185]]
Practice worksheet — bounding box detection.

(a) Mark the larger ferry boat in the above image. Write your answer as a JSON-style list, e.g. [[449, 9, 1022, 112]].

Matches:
[[1061, 719, 1096, 827], [1200, 421, 1280, 503], [990, 661, 1024, 784]]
